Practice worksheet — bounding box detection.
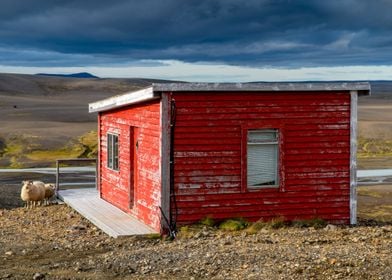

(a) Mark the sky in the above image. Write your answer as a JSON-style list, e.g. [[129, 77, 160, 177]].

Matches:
[[1, 0, 392, 82]]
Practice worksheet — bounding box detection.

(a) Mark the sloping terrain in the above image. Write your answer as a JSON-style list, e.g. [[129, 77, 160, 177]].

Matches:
[[358, 82, 392, 140], [0, 73, 170, 167], [0, 74, 391, 168], [357, 82, 392, 168]]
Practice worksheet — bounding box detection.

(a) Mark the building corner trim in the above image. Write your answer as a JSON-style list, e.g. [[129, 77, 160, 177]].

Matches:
[[160, 92, 171, 233], [350, 91, 358, 225]]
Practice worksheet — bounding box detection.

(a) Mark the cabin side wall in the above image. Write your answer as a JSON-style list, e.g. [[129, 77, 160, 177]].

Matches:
[[99, 100, 161, 231], [172, 91, 352, 224]]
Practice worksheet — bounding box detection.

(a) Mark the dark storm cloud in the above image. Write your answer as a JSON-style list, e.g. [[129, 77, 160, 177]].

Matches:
[[1, 0, 391, 67]]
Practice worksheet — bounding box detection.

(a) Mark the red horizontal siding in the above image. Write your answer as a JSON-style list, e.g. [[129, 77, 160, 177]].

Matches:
[[175, 117, 349, 127], [100, 100, 161, 232], [172, 91, 351, 224]]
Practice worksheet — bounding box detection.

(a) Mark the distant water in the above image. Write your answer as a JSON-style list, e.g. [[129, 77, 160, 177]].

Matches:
[[0, 167, 96, 209], [357, 169, 392, 185], [357, 169, 392, 178], [0, 167, 96, 186]]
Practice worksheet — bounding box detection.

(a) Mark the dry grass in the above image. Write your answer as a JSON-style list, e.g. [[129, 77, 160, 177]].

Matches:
[[358, 137, 392, 158], [219, 218, 249, 231], [199, 216, 216, 227], [0, 131, 98, 168], [357, 185, 392, 222], [357, 188, 383, 198]]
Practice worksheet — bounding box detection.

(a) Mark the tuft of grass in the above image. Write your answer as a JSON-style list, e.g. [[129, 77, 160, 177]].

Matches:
[[358, 205, 392, 222], [200, 216, 216, 227], [358, 137, 392, 158], [26, 147, 84, 161], [265, 216, 286, 229], [245, 220, 267, 234], [219, 218, 248, 231], [177, 225, 201, 239], [357, 188, 383, 198], [0, 138, 5, 157], [4, 142, 24, 155], [178, 226, 191, 237], [292, 218, 327, 229], [9, 156, 24, 168], [0, 130, 98, 168], [144, 233, 161, 240], [2, 135, 33, 168], [78, 130, 98, 158]]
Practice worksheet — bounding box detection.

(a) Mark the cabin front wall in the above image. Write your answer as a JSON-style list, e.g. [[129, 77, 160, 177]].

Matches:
[[172, 91, 352, 224], [99, 100, 161, 231]]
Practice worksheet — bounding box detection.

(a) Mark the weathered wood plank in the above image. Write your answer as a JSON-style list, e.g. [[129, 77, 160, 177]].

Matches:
[[58, 188, 156, 237]]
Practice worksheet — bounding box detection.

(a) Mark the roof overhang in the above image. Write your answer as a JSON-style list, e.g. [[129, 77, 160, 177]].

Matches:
[[89, 82, 370, 113], [153, 82, 371, 95], [89, 87, 159, 113]]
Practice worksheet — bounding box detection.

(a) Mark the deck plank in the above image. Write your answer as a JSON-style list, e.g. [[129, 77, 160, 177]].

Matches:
[[58, 188, 157, 237]]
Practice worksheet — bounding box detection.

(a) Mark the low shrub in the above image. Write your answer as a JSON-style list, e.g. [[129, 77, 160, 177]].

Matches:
[[200, 216, 216, 227], [219, 218, 248, 231], [245, 220, 266, 234], [265, 216, 286, 229], [292, 218, 327, 229]]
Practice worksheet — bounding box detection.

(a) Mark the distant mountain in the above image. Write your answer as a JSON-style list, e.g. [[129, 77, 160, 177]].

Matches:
[[36, 72, 99, 78]]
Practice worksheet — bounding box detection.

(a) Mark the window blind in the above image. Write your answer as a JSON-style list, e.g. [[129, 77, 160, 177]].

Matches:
[[247, 130, 279, 187]]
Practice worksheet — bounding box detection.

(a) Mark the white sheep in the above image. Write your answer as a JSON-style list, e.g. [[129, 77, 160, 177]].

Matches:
[[43, 183, 56, 205], [20, 180, 45, 208]]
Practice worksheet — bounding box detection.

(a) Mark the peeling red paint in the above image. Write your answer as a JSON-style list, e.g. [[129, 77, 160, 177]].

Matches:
[[99, 100, 161, 232], [172, 91, 351, 225]]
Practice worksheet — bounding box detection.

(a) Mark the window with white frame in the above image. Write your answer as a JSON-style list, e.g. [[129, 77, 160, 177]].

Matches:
[[107, 133, 119, 171], [247, 129, 279, 187]]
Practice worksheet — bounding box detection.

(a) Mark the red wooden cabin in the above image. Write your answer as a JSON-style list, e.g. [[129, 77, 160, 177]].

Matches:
[[89, 82, 370, 233]]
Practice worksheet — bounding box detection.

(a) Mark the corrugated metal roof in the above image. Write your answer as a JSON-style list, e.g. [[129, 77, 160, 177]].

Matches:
[[89, 82, 370, 113], [153, 82, 371, 93]]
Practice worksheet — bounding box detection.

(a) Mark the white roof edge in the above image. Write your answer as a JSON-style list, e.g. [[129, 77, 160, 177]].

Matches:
[[89, 86, 159, 113]]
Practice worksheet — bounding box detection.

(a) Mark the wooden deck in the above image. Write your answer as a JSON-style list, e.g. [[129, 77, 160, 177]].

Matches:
[[58, 188, 157, 237]]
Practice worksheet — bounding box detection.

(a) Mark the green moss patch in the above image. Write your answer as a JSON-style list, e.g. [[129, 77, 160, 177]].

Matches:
[[245, 221, 266, 234], [26, 148, 84, 161], [199, 216, 216, 227], [358, 188, 383, 198], [292, 218, 327, 229], [0, 131, 98, 168], [78, 130, 98, 158], [358, 138, 392, 158], [219, 218, 248, 231]]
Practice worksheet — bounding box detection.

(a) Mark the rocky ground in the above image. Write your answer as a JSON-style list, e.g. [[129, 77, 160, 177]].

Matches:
[[0, 198, 391, 279]]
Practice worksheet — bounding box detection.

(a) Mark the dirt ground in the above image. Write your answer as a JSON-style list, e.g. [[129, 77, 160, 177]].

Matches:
[[357, 184, 392, 222], [0, 185, 391, 280]]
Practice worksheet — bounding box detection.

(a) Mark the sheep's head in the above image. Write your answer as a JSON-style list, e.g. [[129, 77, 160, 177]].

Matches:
[[22, 180, 33, 185], [22, 181, 34, 193]]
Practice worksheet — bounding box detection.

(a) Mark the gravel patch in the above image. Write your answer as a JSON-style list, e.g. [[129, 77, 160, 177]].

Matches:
[[0, 205, 391, 279]]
